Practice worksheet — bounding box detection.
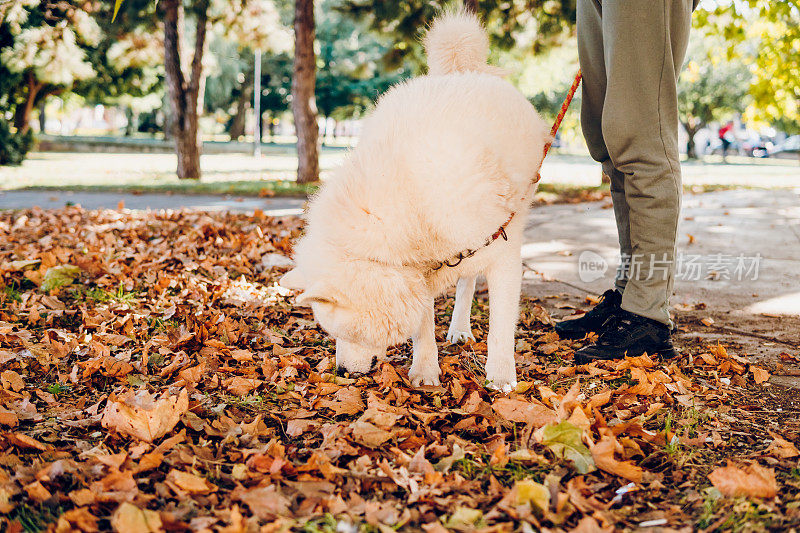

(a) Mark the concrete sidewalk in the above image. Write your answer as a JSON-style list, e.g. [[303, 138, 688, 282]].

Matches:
[[0, 190, 306, 216], [520, 188, 800, 387]]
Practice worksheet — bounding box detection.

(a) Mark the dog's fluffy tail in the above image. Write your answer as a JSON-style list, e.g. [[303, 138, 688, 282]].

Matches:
[[424, 10, 505, 77]]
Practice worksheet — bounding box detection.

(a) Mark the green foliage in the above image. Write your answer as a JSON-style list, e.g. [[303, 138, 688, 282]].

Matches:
[[677, 32, 750, 157], [336, 0, 577, 73], [0, 118, 33, 166], [695, 0, 800, 133], [316, 0, 407, 121]]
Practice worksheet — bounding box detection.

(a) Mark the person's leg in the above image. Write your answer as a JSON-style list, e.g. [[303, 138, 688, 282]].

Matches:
[[599, 0, 693, 326], [577, 0, 632, 294]]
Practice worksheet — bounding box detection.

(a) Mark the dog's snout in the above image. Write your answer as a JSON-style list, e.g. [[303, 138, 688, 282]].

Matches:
[[336, 355, 379, 378]]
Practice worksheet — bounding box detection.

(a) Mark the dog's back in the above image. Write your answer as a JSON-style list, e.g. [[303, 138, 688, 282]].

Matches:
[[307, 11, 549, 265]]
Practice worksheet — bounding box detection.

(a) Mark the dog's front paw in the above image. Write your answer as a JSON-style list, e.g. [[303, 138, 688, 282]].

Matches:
[[486, 378, 517, 393], [446, 327, 475, 344], [485, 361, 517, 393], [409, 363, 441, 387]]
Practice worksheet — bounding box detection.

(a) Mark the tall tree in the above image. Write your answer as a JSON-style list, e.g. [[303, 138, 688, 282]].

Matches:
[[161, 0, 209, 180], [292, 0, 319, 184], [1, 0, 100, 134], [203, 0, 291, 141]]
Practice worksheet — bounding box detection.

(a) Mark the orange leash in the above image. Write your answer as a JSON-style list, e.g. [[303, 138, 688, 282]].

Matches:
[[538, 69, 583, 181]]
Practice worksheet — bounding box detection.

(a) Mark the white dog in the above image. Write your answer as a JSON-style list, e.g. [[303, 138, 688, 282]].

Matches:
[[280, 11, 549, 391]]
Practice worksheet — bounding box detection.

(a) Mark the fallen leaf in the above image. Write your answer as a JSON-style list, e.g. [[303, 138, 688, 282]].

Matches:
[[111, 502, 163, 533], [166, 470, 217, 495], [513, 479, 550, 511], [1, 370, 24, 392], [41, 264, 81, 292], [540, 421, 595, 474], [101, 389, 188, 443], [236, 485, 291, 520], [591, 435, 643, 483], [708, 463, 778, 499], [750, 365, 770, 384], [492, 397, 557, 427], [766, 434, 800, 459], [351, 419, 393, 448]]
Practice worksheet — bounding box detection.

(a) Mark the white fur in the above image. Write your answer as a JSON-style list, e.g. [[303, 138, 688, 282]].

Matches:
[[280, 11, 549, 391]]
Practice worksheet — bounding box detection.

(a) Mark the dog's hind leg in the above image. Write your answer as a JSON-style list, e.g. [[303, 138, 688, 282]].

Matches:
[[447, 276, 477, 344], [409, 297, 441, 387], [484, 248, 520, 392]]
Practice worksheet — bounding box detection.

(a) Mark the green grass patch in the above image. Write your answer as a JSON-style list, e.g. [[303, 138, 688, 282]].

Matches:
[[8, 503, 64, 533]]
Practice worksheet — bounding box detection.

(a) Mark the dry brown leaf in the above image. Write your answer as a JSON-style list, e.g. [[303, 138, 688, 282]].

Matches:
[[24, 480, 51, 502], [750, 365, 770, 384], [766, 434, 800, 459], [1, 370, 24, 392], [58, 507, 100, 532], [166, 470, 218, 495], [101, 389, 188, 443], [351, 419, 393, 448], [591, 435, 643, 483], [111, 502, 164, 533], [223, 376, 262, 395], [5, 432, 49, 451], [0, 409, 19, 427], [236, 485, 291, 520], [492, 397, 557, 427], [708, 463, 778, 499]]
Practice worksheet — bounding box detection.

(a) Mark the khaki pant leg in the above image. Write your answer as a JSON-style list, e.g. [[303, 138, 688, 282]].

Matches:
[[599, 0, 693, 326]]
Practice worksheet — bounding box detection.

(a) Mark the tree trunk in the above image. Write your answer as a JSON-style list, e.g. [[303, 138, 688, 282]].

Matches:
[[267, 114, 275, 142], [683, 122, 701, 159], [162, 0, 208, 180], [464, 0, 478, 13], [229, 69, 253, 141], [292, 0, 319, 184], [14, 73, 41, 135], [38, 99, 46, 133]]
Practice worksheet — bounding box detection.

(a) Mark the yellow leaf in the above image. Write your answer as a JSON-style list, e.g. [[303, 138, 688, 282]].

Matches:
[[112, 0, 125, 22], [514, 479, 550, 511], [111, 502, 163, 533]]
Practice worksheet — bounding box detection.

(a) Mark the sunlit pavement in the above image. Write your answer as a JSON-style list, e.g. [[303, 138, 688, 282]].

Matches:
[[520, 187, 800, 387]]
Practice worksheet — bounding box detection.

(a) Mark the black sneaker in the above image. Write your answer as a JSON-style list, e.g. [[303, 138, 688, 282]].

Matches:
[[554, 289, 621, 340], [573, 309, 679, 364]]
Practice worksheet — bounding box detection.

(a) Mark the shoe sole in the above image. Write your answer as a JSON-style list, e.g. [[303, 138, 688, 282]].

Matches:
[[574, 344, 680, 365]]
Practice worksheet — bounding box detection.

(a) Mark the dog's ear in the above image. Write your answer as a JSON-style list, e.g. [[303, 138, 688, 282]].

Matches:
[[279, 268, 305, 290], [296, 282, 338, 307]]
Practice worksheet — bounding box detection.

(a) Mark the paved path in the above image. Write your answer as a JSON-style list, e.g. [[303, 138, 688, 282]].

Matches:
[[520, 188, 800, 387], [0, 190, 306, 216]]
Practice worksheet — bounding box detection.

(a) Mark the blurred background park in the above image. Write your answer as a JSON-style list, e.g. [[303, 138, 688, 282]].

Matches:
[[0, 0, 798, 196]]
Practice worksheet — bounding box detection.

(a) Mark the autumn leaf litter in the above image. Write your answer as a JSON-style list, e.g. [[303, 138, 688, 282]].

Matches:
[[0, 206, 798, 532]]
